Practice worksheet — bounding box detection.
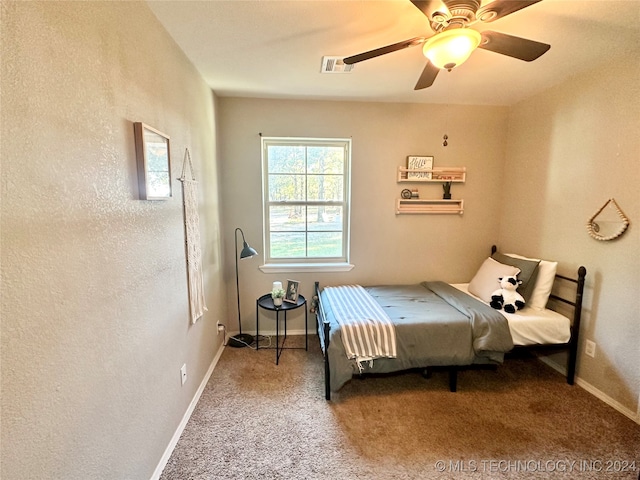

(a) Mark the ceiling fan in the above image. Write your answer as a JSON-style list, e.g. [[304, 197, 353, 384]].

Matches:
[[343, 0, 550, 90]]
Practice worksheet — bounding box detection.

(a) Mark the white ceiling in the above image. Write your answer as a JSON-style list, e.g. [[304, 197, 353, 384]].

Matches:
[[147, 0, 640, 106]]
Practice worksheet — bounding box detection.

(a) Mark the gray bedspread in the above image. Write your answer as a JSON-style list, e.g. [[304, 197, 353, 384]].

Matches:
[[321, 281, 514, 392]]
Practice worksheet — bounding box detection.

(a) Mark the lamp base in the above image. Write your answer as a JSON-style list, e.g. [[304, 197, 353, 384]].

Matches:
[[228, 333, 255, 348]]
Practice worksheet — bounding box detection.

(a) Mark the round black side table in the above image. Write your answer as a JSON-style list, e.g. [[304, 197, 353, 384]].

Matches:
[[256, 294, 308, 365]]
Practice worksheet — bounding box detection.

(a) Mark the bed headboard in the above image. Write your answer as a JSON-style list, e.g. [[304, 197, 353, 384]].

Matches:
[[491, 245, 587, 384]]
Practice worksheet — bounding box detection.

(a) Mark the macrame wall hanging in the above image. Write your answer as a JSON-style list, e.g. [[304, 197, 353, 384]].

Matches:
[[179, 148, 208, 324]]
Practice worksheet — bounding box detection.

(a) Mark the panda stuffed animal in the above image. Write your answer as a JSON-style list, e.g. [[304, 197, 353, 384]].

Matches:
[[490, 275, 525, 314]]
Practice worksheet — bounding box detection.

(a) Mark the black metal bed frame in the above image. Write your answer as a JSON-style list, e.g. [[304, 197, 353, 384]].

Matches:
[[314, 246, 587, 401]]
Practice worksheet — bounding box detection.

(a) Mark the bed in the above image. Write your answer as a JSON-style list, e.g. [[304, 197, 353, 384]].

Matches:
[[314, 246, 586, 400]]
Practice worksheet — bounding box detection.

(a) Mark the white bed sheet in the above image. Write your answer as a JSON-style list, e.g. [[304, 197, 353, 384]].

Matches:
[[451, 283, 571, 346]]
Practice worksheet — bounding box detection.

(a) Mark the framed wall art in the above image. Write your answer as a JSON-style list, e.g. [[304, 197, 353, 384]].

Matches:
[[407, 155, 434, 179], [134, 122, 172, 200]]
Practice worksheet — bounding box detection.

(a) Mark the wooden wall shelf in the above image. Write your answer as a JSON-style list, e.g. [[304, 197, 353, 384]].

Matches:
[[396, 199, 464, 215], [397, 166, 466, 183]]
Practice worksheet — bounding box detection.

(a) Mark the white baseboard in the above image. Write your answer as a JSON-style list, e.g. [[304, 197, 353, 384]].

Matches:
[[539, 356, 639, 425], [150, 345, 225, 480]]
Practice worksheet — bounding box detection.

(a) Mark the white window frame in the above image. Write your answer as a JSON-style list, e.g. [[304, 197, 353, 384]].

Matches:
[[259, 137, 353, 273]]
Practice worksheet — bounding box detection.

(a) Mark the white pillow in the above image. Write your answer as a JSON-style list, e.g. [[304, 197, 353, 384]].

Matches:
[[505, 253, 558, 310], [468, 257, 521, 303]]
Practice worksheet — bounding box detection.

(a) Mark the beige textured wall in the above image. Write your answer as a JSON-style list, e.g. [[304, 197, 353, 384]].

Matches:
[[1, 2, 225, 478], [218, 97, 509, 335], [500, 61, 640, 414]]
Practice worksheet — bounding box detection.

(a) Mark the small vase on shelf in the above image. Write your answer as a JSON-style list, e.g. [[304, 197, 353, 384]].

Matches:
[[442, 182, 452, 200]]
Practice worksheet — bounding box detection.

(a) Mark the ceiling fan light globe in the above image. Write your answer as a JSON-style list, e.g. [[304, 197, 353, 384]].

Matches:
[[423, 29, 481, 70]]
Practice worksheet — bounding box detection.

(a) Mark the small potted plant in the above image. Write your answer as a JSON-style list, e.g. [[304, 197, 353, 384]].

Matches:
[[442, 181, 452, 200], [271, 287, 285, 307]]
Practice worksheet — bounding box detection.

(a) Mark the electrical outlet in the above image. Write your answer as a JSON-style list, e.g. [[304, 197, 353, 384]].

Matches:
[[217, 321, 225, 336], [180, 364, 187, 385], [585, 340, 596, 358]]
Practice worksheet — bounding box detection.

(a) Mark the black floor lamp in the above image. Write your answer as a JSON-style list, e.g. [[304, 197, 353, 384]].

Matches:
[[229, 227, 258, 348]]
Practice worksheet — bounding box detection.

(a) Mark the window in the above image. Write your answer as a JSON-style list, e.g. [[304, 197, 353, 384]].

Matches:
[[261, 137, 351, 270]]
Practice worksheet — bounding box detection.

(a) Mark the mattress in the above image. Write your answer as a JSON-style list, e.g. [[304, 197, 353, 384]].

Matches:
[[451, 283, 571, 346]]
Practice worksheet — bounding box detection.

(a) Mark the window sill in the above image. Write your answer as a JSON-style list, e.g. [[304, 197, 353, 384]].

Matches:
[[259, 263, 355, 274]]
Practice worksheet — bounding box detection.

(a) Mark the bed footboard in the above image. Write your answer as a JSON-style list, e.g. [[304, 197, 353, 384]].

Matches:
[[314, 281, 331, 400]]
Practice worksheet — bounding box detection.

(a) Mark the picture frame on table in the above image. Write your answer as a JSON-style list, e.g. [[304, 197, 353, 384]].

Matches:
[[407, 155, 434, 180], [284, 279, 300, 304]]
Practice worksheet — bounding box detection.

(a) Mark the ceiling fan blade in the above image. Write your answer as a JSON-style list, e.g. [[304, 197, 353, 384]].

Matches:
[[476, 0, 542, 23], [479, 31, 550, 61], [410, 0, 450, 21], [343, 37, 427, 65], [414, 61, 440, 90]]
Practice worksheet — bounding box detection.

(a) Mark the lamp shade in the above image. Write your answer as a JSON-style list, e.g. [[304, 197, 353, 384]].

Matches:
[[240, 242, 258, 259], [423, 29, 481, 70]]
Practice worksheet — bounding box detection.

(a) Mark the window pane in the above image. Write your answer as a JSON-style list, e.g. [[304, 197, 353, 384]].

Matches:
[[307, 174, 343, 201], [307, 146, 344, 174], [268, 174, 306, 201], [267, 145, 305, 173], [307, 232, 343, 257], [269, 206, 306, 232], [263, 138, 350, 264], [270, 232, 306, 258], [307, 206, 343, 232]]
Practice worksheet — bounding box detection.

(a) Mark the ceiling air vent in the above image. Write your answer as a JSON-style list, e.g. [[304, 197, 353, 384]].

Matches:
[[321, 56, 354, 74]]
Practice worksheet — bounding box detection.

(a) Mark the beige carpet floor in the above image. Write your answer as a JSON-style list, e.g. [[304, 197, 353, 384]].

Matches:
[[160, 336, 640, 479]]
